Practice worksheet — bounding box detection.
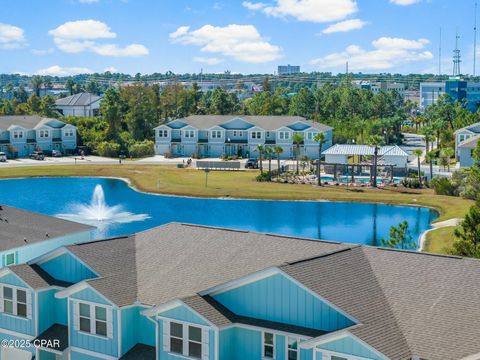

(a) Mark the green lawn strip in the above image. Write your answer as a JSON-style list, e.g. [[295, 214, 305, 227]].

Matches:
[[424, 226, 457, 254]]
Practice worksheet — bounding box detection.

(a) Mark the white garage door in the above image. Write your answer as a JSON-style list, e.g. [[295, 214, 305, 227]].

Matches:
[[1, 347, 32, 360]]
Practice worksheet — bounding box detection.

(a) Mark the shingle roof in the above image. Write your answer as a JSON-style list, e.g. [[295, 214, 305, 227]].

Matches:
[[458, 135, 480, 149], [55, 92, 102, 107], [322, 144, 409, 157], [0, 116, 67, 131], [120, 344, 156, 360], [161, 115, 332, 132], [35, 223, 480, 360], [455, 121, 480, 134], [0, 205, 94, 252], [8, 264, 73, 289], [34, 324, 69, 352]]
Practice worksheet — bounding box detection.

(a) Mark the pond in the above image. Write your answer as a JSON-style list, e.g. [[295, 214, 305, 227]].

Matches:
[[0, 177, 438, 248]]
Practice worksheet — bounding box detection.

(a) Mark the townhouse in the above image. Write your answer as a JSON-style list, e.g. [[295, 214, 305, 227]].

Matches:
[[0, 222, 479, 360], [154, 116, 333, 160], [55, 93, 102, 118], [0, 116, 78, 158], [0, 205, 94, 268], [455, 122, 480, 167]]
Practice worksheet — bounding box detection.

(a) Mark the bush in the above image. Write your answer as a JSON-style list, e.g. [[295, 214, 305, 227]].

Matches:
[[96, 141, 121, 157], [401, 178, 421, 189], [128, 140, 154, 158], [430, 177, 457, 196], [256, 172, 270, 182]]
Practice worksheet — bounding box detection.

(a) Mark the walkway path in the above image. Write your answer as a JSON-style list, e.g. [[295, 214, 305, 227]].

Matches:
[[419, 218, 462, 251]]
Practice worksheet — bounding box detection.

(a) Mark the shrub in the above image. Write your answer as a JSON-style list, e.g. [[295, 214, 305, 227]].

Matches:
[[96, 141, 121, 157], [401, 178, 421, 189], [430, 177, 457, 196], [128, 140, 154, 158], [256, 172, 270, 182]]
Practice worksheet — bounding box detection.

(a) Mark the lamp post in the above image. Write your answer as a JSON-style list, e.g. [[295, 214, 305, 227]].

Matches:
[[227, 137, 231, 156], [204, 168, 210, 187]]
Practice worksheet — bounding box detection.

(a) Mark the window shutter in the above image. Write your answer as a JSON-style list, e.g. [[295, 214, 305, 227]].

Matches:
[[106, 308, 113, 338], [162, 320, 170, 352], [201, 328, 209, 360], [0, 285, 3, 313], [73, 302, 79, 331], [26, 291, 32, 319]]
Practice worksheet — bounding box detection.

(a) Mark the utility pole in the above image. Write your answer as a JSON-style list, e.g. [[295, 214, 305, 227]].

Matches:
[[475, 1, 478, 76], [453, 29, 462, 76]]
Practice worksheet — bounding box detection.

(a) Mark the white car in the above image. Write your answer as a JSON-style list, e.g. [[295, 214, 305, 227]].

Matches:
[[0, 152, 6, 162]]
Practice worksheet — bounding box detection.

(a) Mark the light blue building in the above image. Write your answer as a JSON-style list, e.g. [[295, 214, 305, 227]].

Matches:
[[154, 116, 333, 160], [0, 222, 478, 360], [455, 122, 480, 166], [0, 116, 78, 158]]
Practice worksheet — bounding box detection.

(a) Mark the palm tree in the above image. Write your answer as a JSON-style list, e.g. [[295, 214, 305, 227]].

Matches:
[[265, 146, 274, 180], [43, 78, 52, 94], [30, 76, 43, 97], [292, 133, 304, 174], [368, 135, 384, 187], [421, 125, 435, 152], [425, 151, 436, 181], [274, 146, 283, 176], [413, 149, 423, 187], [313, 132, 327, 186], [440, 147, 454, 172], [65, 79, 75, 96], [256, 144, 265, 174]]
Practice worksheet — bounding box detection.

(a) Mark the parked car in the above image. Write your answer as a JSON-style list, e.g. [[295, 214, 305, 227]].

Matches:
[[245, 158, 259, 169], [52, 150, 63, 157], [29, 151, 45, 160], [0, 152, 6, 162]]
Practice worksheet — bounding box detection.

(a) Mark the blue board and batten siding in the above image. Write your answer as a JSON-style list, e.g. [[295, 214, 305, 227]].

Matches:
[[69, 288, 119, 358], [39, 251, 97, 284], [213, 273, 354, 332], [121, 306, 156, 355], [317, 336, 385, 360], [38, 289, 68, 334]]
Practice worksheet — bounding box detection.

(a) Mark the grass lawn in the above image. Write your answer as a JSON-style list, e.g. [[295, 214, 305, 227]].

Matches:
[[424, 226, 457, 254], [0, 164, 472, 253]]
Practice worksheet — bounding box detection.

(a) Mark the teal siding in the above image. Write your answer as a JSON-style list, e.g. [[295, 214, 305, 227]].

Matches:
[[0, 332, 36, 360], [158, 319, 215, 360], [39, 249, 96, 283], [219, 327, 261, 360], [38, 289, 68, 334], [213, 273, 354, 331], [159, 304, 210, 326], [69, 288, 118, 357], [0, 273, 35, 336], [70, 350, 104, 360], [121, 306, 155, 356], [318, 336, 385, 360], [276, 334, 286, 360], [0, 230, 93, 269], [301, 348, 313, 360], [38, 350, 57, 360]]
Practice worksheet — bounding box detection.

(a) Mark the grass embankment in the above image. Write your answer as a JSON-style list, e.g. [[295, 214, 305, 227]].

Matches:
[[0, 164, 472, 252], [424, 227, 457, 254]]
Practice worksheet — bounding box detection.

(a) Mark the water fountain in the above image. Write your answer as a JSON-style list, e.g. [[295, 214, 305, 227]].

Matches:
[[57, 184, 150, 227]]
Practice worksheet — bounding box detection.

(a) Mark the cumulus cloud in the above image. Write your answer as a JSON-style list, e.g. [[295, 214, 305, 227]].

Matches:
[[322, 19, 367, 34], [31, 48, 55, 55], [36, 65, 94, 76], [242, 0, 358, 23], [193, 57, 224, 65], [104, 66, 118, 73], [0, 23, 26, 49], [49, 20, 149, 57], [390, 0, 420, 5], [310, 37, 433, 71], [170, 24, 282, 63]]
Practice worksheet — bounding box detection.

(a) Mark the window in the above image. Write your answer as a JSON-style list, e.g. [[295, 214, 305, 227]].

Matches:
[[63, 129, 74, 137], [12, 131, 24, 139], [39, 130, 49, 138], [307, 132, 318, 141], [76, 302, 111, 337], [459, 135, 465, 142], [279, 131, 291, 140], [158, 130, 168, 138], [287, 337, 298, 360], [166, 321, 206, 359], [4, 252, 15, 266], [233, 131, 237, 137], [331, 356, 348, 360], [263, 332, 275, 359], [1, 286, 29, 318], [211, 130, 222, 139], [184, 130, 195, 138], [251, 131, 262, 139]]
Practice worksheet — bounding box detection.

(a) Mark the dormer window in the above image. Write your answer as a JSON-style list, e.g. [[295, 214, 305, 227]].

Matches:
[[12, 130, 24, 139], [64, 129, 74, 137], [39, 130, 49, 138], [0, 285, 31, 319], [74, 302, 112, 338], [158, 130, 169, 138], [184, 130, 195, 138], [251, 131, 262, 139], [211, 130, 222, 139], [279, 131, 291, 140], [307, 132, 318, 141]]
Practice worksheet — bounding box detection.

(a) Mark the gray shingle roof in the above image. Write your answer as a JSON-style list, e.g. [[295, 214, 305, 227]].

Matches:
[[0, 116, 67, 131], [162, 115, 332, 132], [458, 135, 480, 149], [55, 93, 102, 107], [33, 223, 480, 360], [120, 344, 155, 360], [323, 144, 409, 157], [34, 324, 69, 352], [0, 205, 94, 252]]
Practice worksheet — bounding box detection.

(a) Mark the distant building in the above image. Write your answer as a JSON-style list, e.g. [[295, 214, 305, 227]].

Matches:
[[55, 92, 102, 117], [352, 81, 405, 97], [277, 65, 301, 75], [455, 121, 480, 166], [419, 82, 445, 111], [420, 78, 480, 112]]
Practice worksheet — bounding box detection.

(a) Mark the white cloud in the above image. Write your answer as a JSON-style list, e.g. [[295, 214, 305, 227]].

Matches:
[[104, 66, 118, 73], [322, 19, 367, 34], [0, 23, 26, 49], [170, 24, 282, 63], [49, 20, 149, 57], [36, 65, 94, 76], [310, 37, 433, 71], [242, 0, 358, 23], [193, 57, 224, 65], [31, 48, 55, 55], [390, 0, 420, 5]]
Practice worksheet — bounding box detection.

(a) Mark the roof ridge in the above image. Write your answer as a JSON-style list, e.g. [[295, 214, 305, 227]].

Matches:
[[283, 246, 358, 266]]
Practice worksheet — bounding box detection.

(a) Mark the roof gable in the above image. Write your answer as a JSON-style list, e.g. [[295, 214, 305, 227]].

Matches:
[[288, 121, 311, 131], [220, 117, 255, 130]]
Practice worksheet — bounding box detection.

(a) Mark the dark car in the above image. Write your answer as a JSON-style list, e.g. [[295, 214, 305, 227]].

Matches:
[[245, 158, 259, 169], [29, 151, 45, 160], [52, 150, 63, 157]]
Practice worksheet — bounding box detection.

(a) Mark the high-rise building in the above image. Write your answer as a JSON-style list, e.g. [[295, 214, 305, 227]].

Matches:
[[277, 65, 301, 75]]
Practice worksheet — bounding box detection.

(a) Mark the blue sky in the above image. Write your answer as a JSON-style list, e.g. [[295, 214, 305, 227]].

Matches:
[[0, 0, 477, 75]]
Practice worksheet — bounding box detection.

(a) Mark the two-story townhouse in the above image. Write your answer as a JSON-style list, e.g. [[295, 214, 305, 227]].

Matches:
[[0, 116, 79, 158], [3, 223, 480, 360], [455, 122, 480, 166], [55, 93, 102, 118], [0, 205, 94, 268], [154, 116, 332, 159]]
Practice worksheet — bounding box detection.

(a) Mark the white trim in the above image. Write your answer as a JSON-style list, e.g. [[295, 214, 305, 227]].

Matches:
[[73, 300, 114, 339], [70, 346, 117, 360], [317, 349, 376, 360], [459, 352, 480, 360], [55, 282, 89, 299], [0, 268, 34, 291], [0, 327, 35, 340], [157, 316, 211, 331], [0, 283, 32, 319], [163, 319, 208, 360], [285, 335, 300, 360], [31, 247, 99, 278], [220, 323, 309, 341], [117, 307, 121, 357], [262, 330, 276, 360]]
